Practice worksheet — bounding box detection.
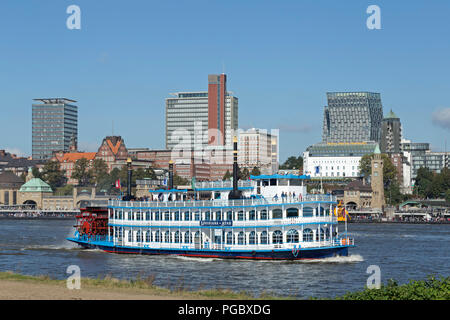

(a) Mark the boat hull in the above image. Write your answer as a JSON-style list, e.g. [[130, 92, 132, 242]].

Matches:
[[67, 238, 351, 260]]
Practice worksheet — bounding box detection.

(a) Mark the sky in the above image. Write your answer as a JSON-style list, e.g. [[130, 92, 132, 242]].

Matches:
[[1, 0, 450, 162]]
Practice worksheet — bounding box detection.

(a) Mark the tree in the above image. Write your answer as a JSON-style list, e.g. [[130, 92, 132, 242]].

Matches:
[[358, 153, 398, 186], [71, 158, 94, 186], [91, 158, 109, 185], [32, 167, 42, 180], [41, 160, 67, 190], [414, 167, 434, 198], [173, 174, 189, 186], [223, 170, 232, 181], [239, 167, 250, 180], [250, 167, 261, 176], [445, 189, 450, 203], [280, 156, 303, 170]]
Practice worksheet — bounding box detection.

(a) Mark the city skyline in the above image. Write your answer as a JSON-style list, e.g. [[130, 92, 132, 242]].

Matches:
[[1, 1, 450, 161]]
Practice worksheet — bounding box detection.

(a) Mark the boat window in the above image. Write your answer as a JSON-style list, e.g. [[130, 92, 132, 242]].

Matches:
[[249, 231, 256, 244], [145, 231, 151, 242], [184, 211, 191, 221], [290, 179, 302, 186], [184, 231, 191, 243], [154, 211, 160, 221], [226, 232, 233, 245], [260, 209, 268, 220], [194, 212, 200, 221], [174, 231, 181, 243], [278, 179, 288, 186], [237, 232, 246, 245], [324, 228, 330, 240], [164, 211, 171, 221], [286, 208, 299, 218], [216, 211, 222, 221], [287, 229, 299, 243], [204, 211, 211, 221], [270, 179, 277, 186], [238, 211, 245, 221], [164, 231, 171, 243], [249, 210, 256, 220], [318, 206, 325, 217], [272, 209, 282, 219], [260, 231, 268, 244], [174, 211, 180, 221], [154, 230, 160, 242], [128, 231, 132, 242], [272, 230, 283, 244], [303, 207, 314, 217], [226, 211, 233, 220], [136, 230, 142, 242], [145, 211, 151, 221], [303, 229, 313, 242]]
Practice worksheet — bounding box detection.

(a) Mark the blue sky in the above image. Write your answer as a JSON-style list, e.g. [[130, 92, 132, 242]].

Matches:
[[1, 0, 450, 162]]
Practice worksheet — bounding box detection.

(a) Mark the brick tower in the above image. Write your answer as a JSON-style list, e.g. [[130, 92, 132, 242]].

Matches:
[[371, 145, 385, 210]]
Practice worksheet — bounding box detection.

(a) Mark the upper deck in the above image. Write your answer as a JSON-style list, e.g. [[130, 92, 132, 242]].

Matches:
[[109, 194, 336, 210]]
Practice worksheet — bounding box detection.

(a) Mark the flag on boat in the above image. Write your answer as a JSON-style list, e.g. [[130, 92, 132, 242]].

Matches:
[[115, 179, 121, 189]]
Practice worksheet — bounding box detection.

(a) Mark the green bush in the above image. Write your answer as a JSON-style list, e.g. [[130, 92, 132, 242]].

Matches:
[[335, 276, 450, 300]]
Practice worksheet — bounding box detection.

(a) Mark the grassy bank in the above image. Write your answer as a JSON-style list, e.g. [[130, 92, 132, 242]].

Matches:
[[1, 271, 448, 300], [0, 271, 283, 300]]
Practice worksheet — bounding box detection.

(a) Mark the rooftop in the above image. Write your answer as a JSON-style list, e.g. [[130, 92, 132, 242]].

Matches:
[[33, 98, 77, 104]]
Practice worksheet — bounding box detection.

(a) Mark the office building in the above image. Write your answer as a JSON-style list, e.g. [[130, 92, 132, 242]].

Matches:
[[237, 128, 279, 175], [322, 92, 383, 143], [401, 140, 449, 181], [380, 110, 402, 153], [32, 98, 78, 160], [165, 74, 238, 151]]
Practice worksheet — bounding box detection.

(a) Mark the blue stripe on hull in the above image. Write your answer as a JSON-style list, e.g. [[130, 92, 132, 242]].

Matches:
[[67, 238, 349, 260]]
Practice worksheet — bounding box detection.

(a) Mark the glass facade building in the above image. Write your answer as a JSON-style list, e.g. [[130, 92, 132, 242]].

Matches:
[[401, 142, 449, 179], [322, 92, 383, 143], [32, 98, 78, 160]]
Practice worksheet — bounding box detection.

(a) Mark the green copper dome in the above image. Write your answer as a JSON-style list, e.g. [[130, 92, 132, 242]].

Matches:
[[19, 178, 53, 193], [385, 109, 399, 119]]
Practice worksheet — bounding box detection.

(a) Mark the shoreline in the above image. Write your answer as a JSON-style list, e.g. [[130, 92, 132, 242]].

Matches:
[[0, 271, 283, 300], [1, 271, 448, 300]]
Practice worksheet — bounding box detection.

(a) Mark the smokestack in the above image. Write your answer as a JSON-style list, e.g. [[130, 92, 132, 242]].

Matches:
[[127, 158, 132, 198], [228, 136, 242, 200], [168, 160, 174, 190]]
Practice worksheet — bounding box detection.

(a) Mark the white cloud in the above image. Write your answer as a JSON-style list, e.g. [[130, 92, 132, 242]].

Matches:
[[5, 148, 25, 157], [432, 108, 450, 130]]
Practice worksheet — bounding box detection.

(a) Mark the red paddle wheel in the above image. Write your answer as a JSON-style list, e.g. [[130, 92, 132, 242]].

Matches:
[[75, 207, 110, 238]]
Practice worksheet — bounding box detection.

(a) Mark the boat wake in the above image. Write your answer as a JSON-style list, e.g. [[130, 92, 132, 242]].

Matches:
[[298, 254, 364, 264], [171, 255, 222, 263], [21, 243, 80, 252]]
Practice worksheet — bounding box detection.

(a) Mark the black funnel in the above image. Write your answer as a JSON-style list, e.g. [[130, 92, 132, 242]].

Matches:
[[228, 136, 242, 200]]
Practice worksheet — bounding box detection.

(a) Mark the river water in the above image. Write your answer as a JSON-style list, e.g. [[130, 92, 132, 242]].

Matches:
[[0, 218, 448, 298]]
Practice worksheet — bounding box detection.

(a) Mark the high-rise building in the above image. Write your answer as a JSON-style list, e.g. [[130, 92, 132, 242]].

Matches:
[[380, 110, 402, 153], [322, 92, 383, 143], [32, 98, 78, 160], [165, 74, 238, 151], [237, 128, 279, 175]]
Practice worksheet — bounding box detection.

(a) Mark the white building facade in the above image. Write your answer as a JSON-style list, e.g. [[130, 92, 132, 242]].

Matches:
[[303, 142, 379, 179], [237, 128, 279, 175]]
